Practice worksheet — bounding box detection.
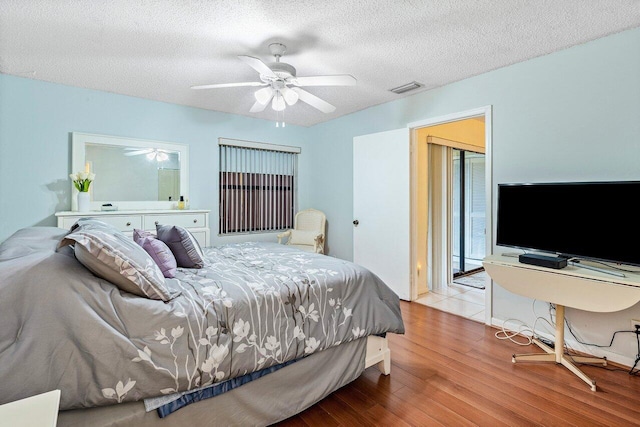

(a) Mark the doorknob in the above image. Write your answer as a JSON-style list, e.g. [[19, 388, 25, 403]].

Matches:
[[353, 220, 359, 227]]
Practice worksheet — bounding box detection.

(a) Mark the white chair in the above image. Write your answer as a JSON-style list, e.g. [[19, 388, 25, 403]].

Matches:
[[277, 208, 326, 254]]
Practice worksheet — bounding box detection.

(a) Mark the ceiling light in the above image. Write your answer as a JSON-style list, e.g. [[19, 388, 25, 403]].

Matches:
[[146, 152, 156, 160], [254, 87, 273, 104], [280, 87, 299, 105], [389, 81, 424, 94], [156, 152, 169, 162], [272, 94, 286, 111]]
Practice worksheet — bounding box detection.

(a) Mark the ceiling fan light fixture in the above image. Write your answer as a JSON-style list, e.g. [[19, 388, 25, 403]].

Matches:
[[281, 87, 299, 105], [272, 94, 286, 111], [146, 152, 156, 160], [254, 87, 273, 104]]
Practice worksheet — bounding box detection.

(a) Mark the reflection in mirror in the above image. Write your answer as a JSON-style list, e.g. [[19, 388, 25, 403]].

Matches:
[[85, 144, 181, 202], [71, 132, 189, 211]]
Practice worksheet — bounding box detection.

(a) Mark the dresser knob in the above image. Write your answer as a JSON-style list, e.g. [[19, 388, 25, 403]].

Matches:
[[193, 219, 198, 223], [126, 222, 131, 227], [155, 221, 159, 225]]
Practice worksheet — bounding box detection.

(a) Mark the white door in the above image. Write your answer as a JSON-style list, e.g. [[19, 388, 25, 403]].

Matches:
[[353, 128, 411, 300]]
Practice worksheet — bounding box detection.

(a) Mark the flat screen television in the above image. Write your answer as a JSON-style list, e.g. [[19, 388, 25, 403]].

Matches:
[[496, 181, 640, 267]]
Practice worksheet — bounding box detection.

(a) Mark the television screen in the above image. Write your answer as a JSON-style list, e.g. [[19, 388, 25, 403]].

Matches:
[[496, 181, 640, 266]]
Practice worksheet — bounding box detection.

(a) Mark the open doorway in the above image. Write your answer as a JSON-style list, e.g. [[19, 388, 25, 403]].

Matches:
[[409, 107, 492, 324]]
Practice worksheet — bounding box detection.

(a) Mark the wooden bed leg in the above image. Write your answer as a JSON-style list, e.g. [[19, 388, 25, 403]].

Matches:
[[365, 335, 391, 375]]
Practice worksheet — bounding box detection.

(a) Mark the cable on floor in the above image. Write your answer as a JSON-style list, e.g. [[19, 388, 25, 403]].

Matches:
[[494, 319, 533, 346]]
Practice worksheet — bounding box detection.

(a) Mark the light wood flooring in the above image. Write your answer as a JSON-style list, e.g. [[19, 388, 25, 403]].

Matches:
[[275, 300, 640, 426]]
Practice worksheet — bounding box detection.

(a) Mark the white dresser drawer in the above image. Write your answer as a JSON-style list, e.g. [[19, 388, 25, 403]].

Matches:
[[144, 213, 207, 230], [60, 215, 141, 232], [93, 215, 142, 232], [56, 210, 210, 247]]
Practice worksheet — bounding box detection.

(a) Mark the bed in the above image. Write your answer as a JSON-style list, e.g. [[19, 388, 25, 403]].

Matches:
[[0, 222, 405, 426]]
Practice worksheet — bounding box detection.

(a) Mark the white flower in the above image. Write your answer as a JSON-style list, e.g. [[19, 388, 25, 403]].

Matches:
[[352, 326, 366, 338], [265, 335, 279, 351], [79, 172, 89, 180], [232, 319, 250, 341], [88, 173, 96, 180], [293, 326, 305, 340], [304, 337, 320, 354], [69, 173, 78, 180], [171, 325, 184, 339]]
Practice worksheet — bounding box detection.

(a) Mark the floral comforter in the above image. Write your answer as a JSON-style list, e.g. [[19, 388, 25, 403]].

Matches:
[[0, 227, 404, 410]]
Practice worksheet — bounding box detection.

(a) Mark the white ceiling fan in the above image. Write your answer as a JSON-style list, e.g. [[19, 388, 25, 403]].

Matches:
[[191, 43, 356, 114], [124, 148, 170, 161]]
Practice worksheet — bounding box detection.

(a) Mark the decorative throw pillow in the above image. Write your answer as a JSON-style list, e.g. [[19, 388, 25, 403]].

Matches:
[[58, 217, 123, 248], [289, 229, 321, 246], [61, 222, 181, 301], [133, 229, 178, 278], [156, 224, 206, 268]]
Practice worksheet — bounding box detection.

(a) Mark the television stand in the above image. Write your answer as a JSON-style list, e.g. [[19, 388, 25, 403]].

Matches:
[[512, 304, 605, 391], [483, 254, 640, 391]]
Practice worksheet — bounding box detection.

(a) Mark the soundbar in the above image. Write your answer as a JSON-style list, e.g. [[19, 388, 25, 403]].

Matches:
[[519, 253, 568, 269]]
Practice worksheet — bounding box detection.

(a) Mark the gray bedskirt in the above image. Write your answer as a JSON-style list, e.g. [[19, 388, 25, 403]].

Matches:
[[57, 337, 367, 427]]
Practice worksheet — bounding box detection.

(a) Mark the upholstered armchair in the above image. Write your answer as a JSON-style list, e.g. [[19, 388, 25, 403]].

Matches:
[[277, 208, 326, 254]]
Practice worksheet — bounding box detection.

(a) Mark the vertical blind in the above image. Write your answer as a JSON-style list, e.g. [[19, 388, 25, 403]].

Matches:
[[219, 138, 300, 235]]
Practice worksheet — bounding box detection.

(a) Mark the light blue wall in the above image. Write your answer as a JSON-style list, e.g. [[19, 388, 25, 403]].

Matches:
[[307, 26, 640, 262], [305, 26, 640, 364], [0, 74, 311, 244]]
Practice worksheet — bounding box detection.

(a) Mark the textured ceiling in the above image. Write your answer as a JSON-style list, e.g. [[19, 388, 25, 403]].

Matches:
[[1, 1, 640, 127]]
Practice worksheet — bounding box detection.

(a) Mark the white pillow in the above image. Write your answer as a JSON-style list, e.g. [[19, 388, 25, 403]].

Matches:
[[289, 229, 321, 246]]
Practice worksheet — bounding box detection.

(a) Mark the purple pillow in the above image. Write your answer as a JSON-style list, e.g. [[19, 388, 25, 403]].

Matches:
[[133, 229, 178, 278], [156, 224, 206, 269]]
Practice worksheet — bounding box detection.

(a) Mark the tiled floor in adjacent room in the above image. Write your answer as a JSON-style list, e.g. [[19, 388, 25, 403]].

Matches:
[[414, 271, 486, 322]]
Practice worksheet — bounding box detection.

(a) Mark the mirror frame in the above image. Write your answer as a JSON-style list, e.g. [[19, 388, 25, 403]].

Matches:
[[71, 132, 189, 211]]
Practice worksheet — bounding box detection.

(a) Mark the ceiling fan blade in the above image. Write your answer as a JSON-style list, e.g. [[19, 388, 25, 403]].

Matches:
[[250, 100, 268, 113], [124, 149, 153, 156], [191, 82, 266, 89], [238, 55, 278, 79], [292, 88, 336, 113], [291, 74, 356, 87]]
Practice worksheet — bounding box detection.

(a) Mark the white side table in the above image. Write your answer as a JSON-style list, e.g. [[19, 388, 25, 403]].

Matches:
[[0, 390, 60, 427]]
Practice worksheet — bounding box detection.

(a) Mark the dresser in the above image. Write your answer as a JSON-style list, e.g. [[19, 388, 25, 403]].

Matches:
[[55, 209, 211, 247]]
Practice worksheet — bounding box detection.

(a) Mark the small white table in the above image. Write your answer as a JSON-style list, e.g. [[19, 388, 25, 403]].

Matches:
[[0, 390, 60, 427], [483, 255, 640, 391]]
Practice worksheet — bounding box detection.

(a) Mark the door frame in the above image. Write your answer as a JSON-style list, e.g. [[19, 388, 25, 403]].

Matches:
[[408, 106, 493, 325]]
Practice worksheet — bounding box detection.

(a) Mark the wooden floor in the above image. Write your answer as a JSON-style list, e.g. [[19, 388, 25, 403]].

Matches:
[[275, 301, 640, 426]]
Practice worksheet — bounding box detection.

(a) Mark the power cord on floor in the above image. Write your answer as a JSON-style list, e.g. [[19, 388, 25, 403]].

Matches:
[[494, 300, 557, 346], [494, 319, 533, 345]]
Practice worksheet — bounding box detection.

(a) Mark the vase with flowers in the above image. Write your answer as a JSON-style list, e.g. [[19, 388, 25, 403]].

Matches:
[[70, 172, 95, 212]]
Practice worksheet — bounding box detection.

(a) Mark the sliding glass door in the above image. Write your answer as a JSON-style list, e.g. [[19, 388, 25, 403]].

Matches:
[[452, 149, 486, 276]]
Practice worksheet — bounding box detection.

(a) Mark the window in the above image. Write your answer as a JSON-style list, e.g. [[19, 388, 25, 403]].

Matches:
[[218, 138, 299, 235]]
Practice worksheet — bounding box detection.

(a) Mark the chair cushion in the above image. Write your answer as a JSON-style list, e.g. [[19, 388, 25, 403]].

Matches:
[[289, 229, 321, 246]]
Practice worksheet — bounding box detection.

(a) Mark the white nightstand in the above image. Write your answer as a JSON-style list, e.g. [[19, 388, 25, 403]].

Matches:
[[0, 390, 60, 427]]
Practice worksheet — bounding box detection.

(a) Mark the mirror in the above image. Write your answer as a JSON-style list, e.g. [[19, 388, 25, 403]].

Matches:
[[71, 132, 189, 211]]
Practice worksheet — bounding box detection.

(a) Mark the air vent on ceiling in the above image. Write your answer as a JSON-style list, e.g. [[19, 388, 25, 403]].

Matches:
[[389, 81, 424, 94]]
